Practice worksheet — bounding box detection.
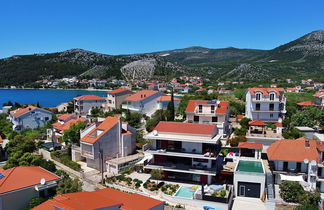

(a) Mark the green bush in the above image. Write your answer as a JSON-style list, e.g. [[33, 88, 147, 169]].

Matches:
[[220, 190, 226, 197], [229, 136, 247, 147], [28, 197, 48, 209], [279, 181, 305, 203]]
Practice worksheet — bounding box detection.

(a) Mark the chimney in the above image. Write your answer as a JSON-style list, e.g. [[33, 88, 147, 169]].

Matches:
[[305, 139, 310, 148]]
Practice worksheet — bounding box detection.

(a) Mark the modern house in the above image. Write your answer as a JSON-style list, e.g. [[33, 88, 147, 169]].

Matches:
[[9, 106, 52, 131], [0, 166, 60, 210], [74, 95, 106, 116], [245, 88, 286, 122], [122, 90, 166, 116], [33, 188, 164, 210], [185, 100, 230, 138], [267, 138, 324, 192], [72, 117, 136, 171], [56, 102, 69, 112], [106, 88, 133, 111], [144, 121, 222, 184]]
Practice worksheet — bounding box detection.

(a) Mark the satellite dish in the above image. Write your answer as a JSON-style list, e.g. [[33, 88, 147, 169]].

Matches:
[[40, 178, 46, 185], [152, 130, 158, 136], [304, 159, 309, 164], [311, 160, 317, 166]]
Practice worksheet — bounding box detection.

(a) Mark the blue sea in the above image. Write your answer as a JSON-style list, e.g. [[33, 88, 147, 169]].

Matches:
[[0, 89, 107, 108]]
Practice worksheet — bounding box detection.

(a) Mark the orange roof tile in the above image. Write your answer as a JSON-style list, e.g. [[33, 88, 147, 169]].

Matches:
[[275, 122, 283, 127], [124, 90, 159, 101], [239, 142, 263, 149], [0, 136, 2, 143], [248, 88, 284, 95], [108, 88, 130, 94], [74, 95, 105, 100], [33, 188, 164, 210], [313, 92, 324, 98], [0, 166, 60, 194], [81, 117, 119, 144], [154, 121, 217, 135], [158, 96, 180, 101], [297, 101, 315, 106], [236, 115, 244, 119], [58, 114, 75, 121], [10, 106, 37, 117], [185, 100, 229, 114], [55, 118, 88, 131], [267, 139, 319, 162], [249, 120, 265, 126]]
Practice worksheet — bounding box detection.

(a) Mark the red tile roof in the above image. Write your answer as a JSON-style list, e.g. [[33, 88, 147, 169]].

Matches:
[[74, 95, 106, 100], [124, 90, 159, 101], [249, 120, 265, 126], [10, 105, 37, 117], [108, 88, 130, 94], [313, 92, 324, 98], [33, 188, 164, 210], [57, 114, 75, 121], [195, 88, 206, 92], [185, 100, 229, 114], [248, 88, 284, 95], [297, 101, 315, 106], [81, 117, 119, 144], [55, 118, 88, 131], [236, 115, 244, 120], [154, 121, 217, 135], [158, 96, 180, 101], [238, 142, 263, 149], [267, 138, 319, 162], [275, 122, 283, 127], [0, 166, 60, 194], [0, 136, 2, 143]]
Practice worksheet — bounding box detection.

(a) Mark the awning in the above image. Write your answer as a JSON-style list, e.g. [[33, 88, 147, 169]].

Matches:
[[279, 174, 304, 182], [135, 153, 153, 165]]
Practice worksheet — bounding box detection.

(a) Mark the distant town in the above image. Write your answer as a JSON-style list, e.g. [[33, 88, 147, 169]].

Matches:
[[0, 74, 323, 210]]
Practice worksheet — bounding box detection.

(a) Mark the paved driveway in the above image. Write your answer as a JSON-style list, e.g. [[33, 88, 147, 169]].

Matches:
[[232, 197, 267, 210]]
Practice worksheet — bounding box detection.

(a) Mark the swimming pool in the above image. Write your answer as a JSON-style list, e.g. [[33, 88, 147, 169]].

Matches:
[[174, 186, 198, 198]]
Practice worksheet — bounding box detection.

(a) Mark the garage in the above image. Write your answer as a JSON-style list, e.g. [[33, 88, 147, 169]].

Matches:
[[237, 182, 261, 198]]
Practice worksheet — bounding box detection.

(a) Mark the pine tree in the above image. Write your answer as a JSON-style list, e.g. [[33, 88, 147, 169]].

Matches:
[[166, 88, 175, 121]]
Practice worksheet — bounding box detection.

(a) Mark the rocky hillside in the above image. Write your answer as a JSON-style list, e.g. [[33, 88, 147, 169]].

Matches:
[[0, 30, 324, 86]]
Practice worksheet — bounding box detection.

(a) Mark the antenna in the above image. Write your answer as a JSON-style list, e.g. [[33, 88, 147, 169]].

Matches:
[[40, 178, 46, 185], [153, 130, 158, 136], [311, 160, 317, 166], [304, 158, 309, 164]]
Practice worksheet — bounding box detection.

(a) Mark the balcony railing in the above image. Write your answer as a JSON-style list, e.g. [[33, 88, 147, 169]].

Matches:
[[145, 162, 217, 175]]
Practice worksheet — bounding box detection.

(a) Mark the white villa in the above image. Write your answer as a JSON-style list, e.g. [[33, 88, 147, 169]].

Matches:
[[74, 95, 106, 116], [245, 88, 286, 122], [144, 121, 222, 184]]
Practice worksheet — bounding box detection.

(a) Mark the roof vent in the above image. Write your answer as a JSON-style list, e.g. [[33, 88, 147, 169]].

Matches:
[[305, 139, 310, 148]]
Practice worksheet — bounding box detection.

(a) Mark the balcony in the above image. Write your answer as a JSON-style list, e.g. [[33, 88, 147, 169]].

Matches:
[[147, 149, 217, 159], [194, 107, 216, 116], [144, 162, 217, 176]]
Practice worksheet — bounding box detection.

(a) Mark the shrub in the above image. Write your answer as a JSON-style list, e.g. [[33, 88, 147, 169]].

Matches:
[[157, 181, 165, 188], [234, 128, 247, 136], [229, 136, 247, 147], [150, 169, 163, 179], [28, 197, 48, 209], [220, 190, 226, 197], [279, 181, 305, 203]]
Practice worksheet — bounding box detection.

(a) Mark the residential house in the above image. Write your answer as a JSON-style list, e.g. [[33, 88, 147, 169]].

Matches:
[[56, 102, 69, 112], [0, 166, 60, 210], [185, 100, 231, 137], [33, 188, 164, 210], [122, 90, 165, 117], [74, 95, 106, 116], [313, 90, 324, 109], [245, 88, 286, 122], [314, 82, 324, 90], [144, 121, 221, 184], [106, 88, 133, 111], [286, 86, 302, 93], [267, 138, 324, 192], [156, 96, 181, 110], [9, 106, 52, 131], [72, 117, 136, 171]]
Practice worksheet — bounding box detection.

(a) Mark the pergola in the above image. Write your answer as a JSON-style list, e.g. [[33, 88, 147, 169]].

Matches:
[[248, 120, 266, 135]]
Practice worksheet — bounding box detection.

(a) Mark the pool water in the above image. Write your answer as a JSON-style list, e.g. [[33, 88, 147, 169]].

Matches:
[[174, 186, 198, 198], [236, 160, 264, 173]]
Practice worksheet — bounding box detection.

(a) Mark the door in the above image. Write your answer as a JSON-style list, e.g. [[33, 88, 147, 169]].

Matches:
[[239, 185, 245, 196], [238, 182, 261, 198]]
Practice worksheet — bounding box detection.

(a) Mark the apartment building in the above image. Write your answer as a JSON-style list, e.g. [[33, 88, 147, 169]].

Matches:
[[72, 117, 136, 171], [185, 100, 230, 137], [74, 95, 106, 116], [144, 121, 221, 184], [9, 105, 52, 131], [106, 88, 133, 111], [245, 88, 286, 122], [122, 90, 166, 116]]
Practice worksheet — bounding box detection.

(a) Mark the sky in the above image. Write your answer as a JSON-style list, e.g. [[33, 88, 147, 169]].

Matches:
[[1, 0, 324, 58]]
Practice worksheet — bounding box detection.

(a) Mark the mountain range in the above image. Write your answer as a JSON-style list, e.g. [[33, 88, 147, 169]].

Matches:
[[1, 30, 324, 86]]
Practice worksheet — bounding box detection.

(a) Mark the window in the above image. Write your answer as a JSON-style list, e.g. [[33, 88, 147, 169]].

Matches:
[[296, 162, 301, 172], [270, 93, 275, 101], [270, 113, 273, 118], [283, 162, 288, 171], [194, 116, 199, 122], [212, 117, 218, 122], [45, 117, 49, 121], [256, 93, 261, 100], [269, 103, 274, 111], [211, 105, 215, 113], [256, 103, 260, 111], [198, 105, 202, 113]]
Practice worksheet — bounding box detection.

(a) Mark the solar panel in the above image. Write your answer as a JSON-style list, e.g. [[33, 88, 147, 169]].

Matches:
[[0, 173, 5, 178]]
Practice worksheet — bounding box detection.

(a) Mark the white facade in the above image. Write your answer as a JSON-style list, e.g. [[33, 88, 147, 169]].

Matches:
[[245, 88, 286, 122], [74, 97, 106, 116]]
